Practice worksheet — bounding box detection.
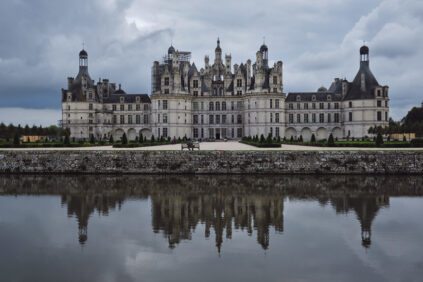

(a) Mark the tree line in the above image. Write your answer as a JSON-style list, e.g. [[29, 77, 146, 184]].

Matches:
[[0, 123, 67, 140]]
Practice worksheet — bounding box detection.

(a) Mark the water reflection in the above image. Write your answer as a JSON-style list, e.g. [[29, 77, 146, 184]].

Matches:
[[1, 175, 422, 251]]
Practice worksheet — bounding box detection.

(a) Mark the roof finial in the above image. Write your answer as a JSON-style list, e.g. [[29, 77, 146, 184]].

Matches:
[[263, 36, 266, 44], [82, 42, 85, 50]]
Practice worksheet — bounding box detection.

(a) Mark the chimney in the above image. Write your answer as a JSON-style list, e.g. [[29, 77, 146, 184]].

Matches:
[[67, 77, 74, 89]]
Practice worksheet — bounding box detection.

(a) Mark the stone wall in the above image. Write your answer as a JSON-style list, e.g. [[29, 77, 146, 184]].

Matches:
[[0, 151, 422, 174]]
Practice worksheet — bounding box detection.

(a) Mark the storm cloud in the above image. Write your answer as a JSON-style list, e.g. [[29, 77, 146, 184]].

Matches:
[[0, 0, 422, 125]]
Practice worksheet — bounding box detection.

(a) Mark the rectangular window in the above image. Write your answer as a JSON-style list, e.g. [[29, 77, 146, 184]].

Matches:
[[201, 128, 204, 138], [297, 114, 301, 123], [128, 104, 132, 111], [237, 79, 242, 87], [193, 115, 198, 124], [162, 128, 168, 138], [304, 114, 309, 123], [289, 103, 293, 110], [237, 114, 242, 124], [231, 128, 235, 138], [193, 128, 199, 138], [209, 115, 214, 124], [113, 115, 117, 124], [144, 115, 148, 124], [128, 115, 132, 124], [327, 113, 331, 123], [312, 113, 316, 123], [120, 115, 124, 124], [349, 101, 353, 108], [270, 99, 273, 109], [163, 100, 168, 110], [335, 103, 339, 109], [327, 103, 331, 109], [232, 115, 235, 124], [231, 101, 235, 110], [222, 115, 226, 124], [275, 113, 280, 123], [157, 114, 160, 123], [112, 104, 117, 111], [209, 102, 214, 111], [349, 112, 353, 122], [273, 76, 277, 84], [164, 89, 169, 94], [222, 102, 226, 111], [201, 115, 204, 124], [164, 77, 169, 86], [237, 90, 242, 96], [319, 113, 324, 123], [163, 114, 167, 123], [385, 112, 388, 121], [136, 115, 140, 124], [193, 80, 198, 88], [144, 104, 149, 110], [312, 103, 316, 109], [270, 113, 273, 123], [193, 102, 199, 111], [275, 99, 280, 109], [216, 102, 220, 111], [304, 103, 308, 110], [377, 100, 382, 107], [237, 128, 242, 138], [237, 101, 242, 110], [377, 111, 382, 121], [216, 115, 220, 124], [89, 104, 93, 110], [289, 114, 293, 123], [136, 104, 140, 111], [120, 104, 124, 111], [276, 127, 280, 137], [334, 113, 339, 123], [319, 103, 324, 109], [297, 103, 301, 110]]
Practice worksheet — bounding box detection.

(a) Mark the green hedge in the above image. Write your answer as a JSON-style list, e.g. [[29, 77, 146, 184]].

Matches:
[[113, 141, 172, 148], [0, 142, 111, 148]]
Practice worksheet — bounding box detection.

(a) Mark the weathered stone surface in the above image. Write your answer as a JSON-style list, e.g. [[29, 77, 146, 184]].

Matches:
[[0, 151, 422, 174]]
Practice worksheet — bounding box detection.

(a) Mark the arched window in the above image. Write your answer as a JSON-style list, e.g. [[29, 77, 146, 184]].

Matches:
[[222, 102, 226, 111], [209, 102, 214, 111], [216, 102, 220, 111], [213, 89, 217, 96], [219, 88, 223, 96]]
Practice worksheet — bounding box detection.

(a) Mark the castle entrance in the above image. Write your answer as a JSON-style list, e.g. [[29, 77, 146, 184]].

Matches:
[[215, 128, 221, 140]]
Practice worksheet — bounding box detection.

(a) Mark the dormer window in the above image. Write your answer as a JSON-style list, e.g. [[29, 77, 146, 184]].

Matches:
[[120, 97, 124, 103], [327, 95, 331, 101], [312, 95, 316, 101], [164, 77, 169, 86], [136, 96, 140, 102], [296, 95, 301, 102]]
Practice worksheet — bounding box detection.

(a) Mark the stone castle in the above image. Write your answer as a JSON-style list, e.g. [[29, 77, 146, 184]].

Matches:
[[61, 39, 389, 141]]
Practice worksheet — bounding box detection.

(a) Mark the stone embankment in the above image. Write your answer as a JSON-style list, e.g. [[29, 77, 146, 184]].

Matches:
[[0, 151, 422, 174]]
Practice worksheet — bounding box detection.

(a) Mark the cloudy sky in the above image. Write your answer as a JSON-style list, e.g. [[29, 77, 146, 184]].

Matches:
[[0, 0, 422, 126]]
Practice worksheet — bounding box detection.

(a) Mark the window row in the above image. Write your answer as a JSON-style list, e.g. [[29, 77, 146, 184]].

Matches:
[[288, 113, 340, 123], [288, 102, 339, 110], [113, 115, 149, 124], [111, 104, 149, 111]]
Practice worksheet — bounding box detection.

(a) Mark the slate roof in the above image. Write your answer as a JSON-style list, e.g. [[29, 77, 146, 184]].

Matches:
[[286, 92, 343, 102], [104, 94, 151, 103], [344, 62, 380, 100]]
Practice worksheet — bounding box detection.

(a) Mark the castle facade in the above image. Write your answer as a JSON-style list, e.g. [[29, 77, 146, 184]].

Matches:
[[61, 40, 389, 141]]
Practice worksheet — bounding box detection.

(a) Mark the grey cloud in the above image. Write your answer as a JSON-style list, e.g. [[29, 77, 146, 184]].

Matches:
[[0, 0, 422, 124]]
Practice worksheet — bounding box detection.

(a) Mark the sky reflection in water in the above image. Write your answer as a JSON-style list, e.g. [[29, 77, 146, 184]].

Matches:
[[0, 175, 422, 282]]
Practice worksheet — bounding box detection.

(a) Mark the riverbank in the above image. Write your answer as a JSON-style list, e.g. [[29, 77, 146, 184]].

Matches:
[[1, 150, 422, 174]]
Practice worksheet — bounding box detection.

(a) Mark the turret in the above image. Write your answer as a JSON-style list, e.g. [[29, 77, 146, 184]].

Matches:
[[260, 43, 268, 68], [360, 45, 369, 66], [225, 54, 231, 73], [214, 38, 222, 64]]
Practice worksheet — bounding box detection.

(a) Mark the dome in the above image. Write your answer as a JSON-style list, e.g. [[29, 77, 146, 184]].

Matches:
[[318, 86, 327, 92], [360, 45, 369, 55], [168, 45, 175, 54], [260, 44, 268, 53], [79, 49, 88, 57]]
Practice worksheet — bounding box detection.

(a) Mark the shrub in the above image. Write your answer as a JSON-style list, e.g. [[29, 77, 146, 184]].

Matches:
[[376, 133, 383, 147], [403, 136, 407, 142], [122, 133, 128, 145], [64, 131, 70, 146], [139, 133, 144, 143], [13, 133, 20, 147], [311, 134, 316, 143], [151, 135, 155, 142], [290, 136, 294, 142], [299, 135, 303, 142], [90, 134, 95, 144], [327, 134, 335, 147], [411, 139, 423, 147], [109, 135, 114, 144], [260, 134, 265, 143]]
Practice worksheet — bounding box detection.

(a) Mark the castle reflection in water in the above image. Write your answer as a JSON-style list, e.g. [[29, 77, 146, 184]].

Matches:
[[2, 175, 422, 251]]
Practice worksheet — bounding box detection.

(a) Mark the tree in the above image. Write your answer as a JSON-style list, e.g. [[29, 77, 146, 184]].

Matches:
[[64, 131, 70, 146], [299, 135, 303, 142], [290, 136, 294, 142], [90, 134, 95, 144], [151, 135, 155, 142], [109, 135, 114, 144], [403, 135, 407, 142], [122, 133, 128, 145], [311, 134, 316, 143], [376, 132, 384, 147], [327, 133, 335, 147], [260, 134, 265, 143], [139, 133, 144, 143], [13, 132, 20, 147], [266, 133, 272, 144]]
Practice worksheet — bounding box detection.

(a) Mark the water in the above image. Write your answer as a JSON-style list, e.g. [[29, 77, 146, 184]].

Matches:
[[0, 175, 423, 282]]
